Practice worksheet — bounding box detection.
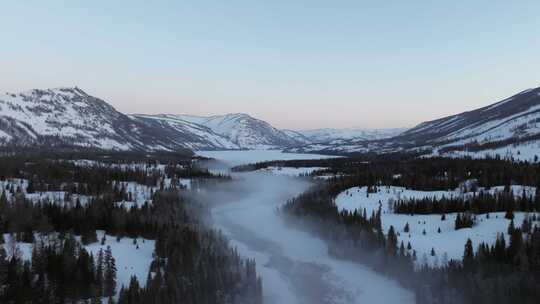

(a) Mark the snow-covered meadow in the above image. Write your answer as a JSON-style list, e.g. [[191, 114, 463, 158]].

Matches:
[[85, 231, 155, 289], [335, 185, 539, 267]]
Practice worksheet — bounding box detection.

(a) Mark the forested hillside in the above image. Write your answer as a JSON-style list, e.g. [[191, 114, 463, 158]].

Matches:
[[0, 153, 262, 303]]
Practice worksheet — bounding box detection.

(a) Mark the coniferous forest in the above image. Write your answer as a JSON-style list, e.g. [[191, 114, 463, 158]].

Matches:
[[0, 152, 262, 304]]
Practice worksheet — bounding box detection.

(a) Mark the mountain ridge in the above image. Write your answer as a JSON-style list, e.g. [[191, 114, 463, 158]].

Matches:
[[2, 86, 539, 161], [289, 86, 540, 161]]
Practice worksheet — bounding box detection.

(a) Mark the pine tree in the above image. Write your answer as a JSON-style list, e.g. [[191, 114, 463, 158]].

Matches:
[[463, 238, 474, 270], [26, 179, 35, 193], [505, 208, 514, 220], [455, 213, 462, 230], [96, 248, 104, 296], [508, 219, 515, 235], [386, 226, 398, 256], [104, 246, 117, 297]]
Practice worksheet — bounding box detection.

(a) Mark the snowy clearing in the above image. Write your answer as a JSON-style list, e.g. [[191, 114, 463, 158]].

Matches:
[[335, 185, 539, 267]]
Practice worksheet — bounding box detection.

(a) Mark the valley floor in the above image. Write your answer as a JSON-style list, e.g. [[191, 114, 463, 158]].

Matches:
[[197, 151, 415, 304]]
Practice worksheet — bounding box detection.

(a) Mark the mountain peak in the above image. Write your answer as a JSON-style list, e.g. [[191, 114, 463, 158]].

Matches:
[[6, 86, 88, 99]]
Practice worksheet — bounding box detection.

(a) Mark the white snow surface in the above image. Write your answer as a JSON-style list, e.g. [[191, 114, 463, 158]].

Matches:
[[335, 185, 539, 267], [0, 88, 132, 150], [131, 114, 240, 150], [85, 231, 155, 290], [175, 113, 300, 149]]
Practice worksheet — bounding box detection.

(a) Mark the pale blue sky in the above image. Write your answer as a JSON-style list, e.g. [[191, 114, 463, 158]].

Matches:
[[1, 1, 539, 129]]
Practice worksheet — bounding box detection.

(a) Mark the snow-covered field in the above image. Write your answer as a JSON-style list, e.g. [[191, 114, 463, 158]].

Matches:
[[86, 231, 155, 289], [335, 185, 539, 267]]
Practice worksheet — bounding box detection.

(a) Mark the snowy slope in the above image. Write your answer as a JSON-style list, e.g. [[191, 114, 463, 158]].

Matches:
[[176, 113, 302, 149], [131, 114, 240, 150], [0, 87, 192, 153], [289, 86, 540, 159], [401, 87, 540, 147], [280, 129, 312, 144], [292, 128, 406, 142]]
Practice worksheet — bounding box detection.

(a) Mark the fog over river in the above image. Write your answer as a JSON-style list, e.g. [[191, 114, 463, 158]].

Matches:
[[197, 151, 415, 304]]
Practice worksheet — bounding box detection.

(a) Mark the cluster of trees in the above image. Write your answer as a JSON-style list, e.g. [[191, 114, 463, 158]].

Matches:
[[255, 157, 540, 194], [417, 220, 540, 303], [0, 234, 117, 303], [0, 154, 262, 304], [0, 155, 218, 196], [114, 190, 262, 304], [118, 225, 262, 304], [454, 212, 475, 230], [393, 187, 540, 215]]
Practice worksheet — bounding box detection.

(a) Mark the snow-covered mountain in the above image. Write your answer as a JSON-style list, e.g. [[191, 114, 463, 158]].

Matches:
[[0, 87, 195, 153], [4, 86, 538, 159], [0, 87, 398, 152], [131, 114, 240, 150], [399, 87, 540, 147], [171, 113, 303, 149], [289, 86, 540, 161], [291, 128, 406, 142], [406, 87, 540, 160]]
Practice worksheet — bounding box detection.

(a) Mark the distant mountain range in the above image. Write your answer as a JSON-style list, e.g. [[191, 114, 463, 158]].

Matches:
[[289, 87, 540, 161], [1, 86, 539, 161]]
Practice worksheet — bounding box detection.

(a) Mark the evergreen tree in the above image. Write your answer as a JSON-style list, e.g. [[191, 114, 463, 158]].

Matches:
[[96, 248, 104, 296], [463, 238, 474, 270], [386, 226, 398, 256], [104, 246, 116, 297]]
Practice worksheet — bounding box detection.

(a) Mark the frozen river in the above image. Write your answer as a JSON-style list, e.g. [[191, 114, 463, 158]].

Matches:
[[197, 150, 415, 304]]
